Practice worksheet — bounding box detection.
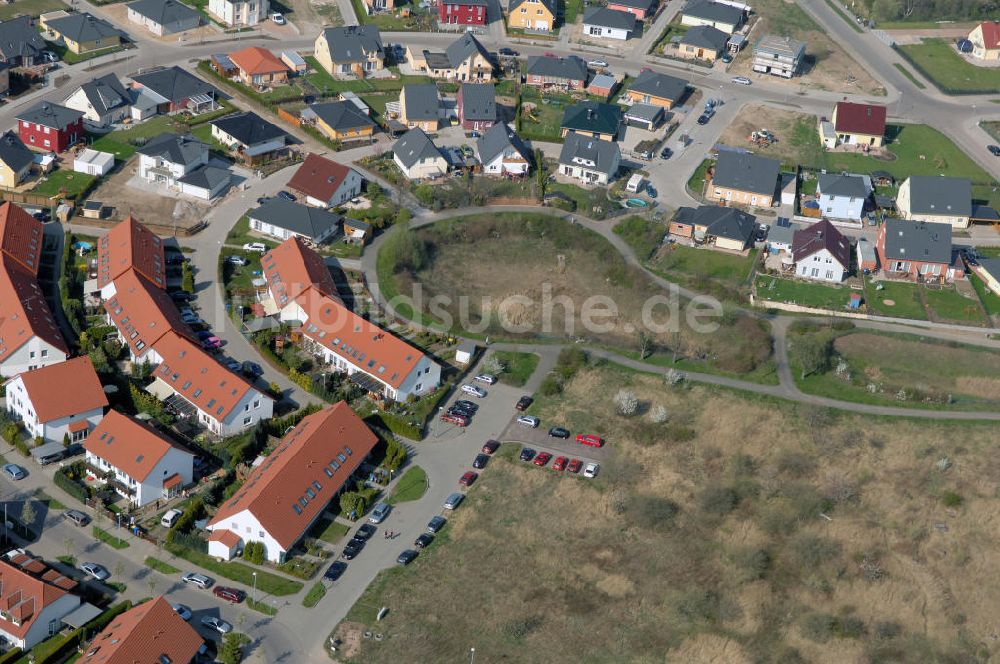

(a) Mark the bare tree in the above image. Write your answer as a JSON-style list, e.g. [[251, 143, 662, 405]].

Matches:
[[649, 404, 669, 424], [20, 501, 35, 529], [637, 331, 652, 360]]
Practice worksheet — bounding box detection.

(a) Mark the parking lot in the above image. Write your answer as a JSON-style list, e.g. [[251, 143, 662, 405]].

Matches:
[[498, 416, 610, 465]]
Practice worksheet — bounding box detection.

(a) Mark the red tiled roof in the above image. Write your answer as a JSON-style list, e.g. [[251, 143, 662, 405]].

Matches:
[[163, 473, 182, 489], [68, 420, 89, 433], [286, 153, 354, 203], [978, 21, 1000, 49], [0, 560, 74, 639], [103, 270, 194, 359], [261, 236, 340, 305], [833, 102, 886, 137], [0, 256, 67, 364], [208, 529, 241, 548], [96, 216, 166, 290], [0, 202, 43, 275], [208, 402, 377, 550], [14, 356, 107, 423], [82, 596, 203, 664], [84, 411, 190, 482], [229, 47, 290, 76]]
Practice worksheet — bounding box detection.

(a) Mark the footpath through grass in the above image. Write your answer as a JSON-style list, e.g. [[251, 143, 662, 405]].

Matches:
[[388, 466, 428, 505]]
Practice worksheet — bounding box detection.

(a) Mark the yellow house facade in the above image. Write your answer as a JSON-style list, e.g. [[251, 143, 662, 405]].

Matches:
[[316, 117, 375, 141], [314, 26, 385, 78], [508, 0, 555, 31]]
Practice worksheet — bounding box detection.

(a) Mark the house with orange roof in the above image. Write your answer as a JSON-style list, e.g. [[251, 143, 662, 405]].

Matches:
[[102, 268, 195, 363], [96, 216, 166, 298], [286, 153, 363, 208], [0, 560, 81, 649], [206, 402, 377, 562], [83, 410, 194, 506], [81, 596, 203, 664], [229, 46, 290, 89], [5, 356, 107, 444]]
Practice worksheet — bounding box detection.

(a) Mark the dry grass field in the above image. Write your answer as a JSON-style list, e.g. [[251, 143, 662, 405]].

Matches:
[[337, 359, 1000, 664]]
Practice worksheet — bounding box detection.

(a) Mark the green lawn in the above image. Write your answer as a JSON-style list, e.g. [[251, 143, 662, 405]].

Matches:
[[57, 44, 124, 65], [686, 159, 711, 196], [165, 544, 304, 596], [31, 170, 96, 198], [650, 244, 757, 291], [93, 526, 129, 549], [898, 38, 1000, 94], [224, 215, 278, 249], [613, 216, 665, 261], [865, 280, 927, 320], [491, 351, 539, 387], [388, 466, 428, 505], [893, 63, 927, 89], [311, 517, 350, 545], [563, 0, 583, 25], [923, 285, 986, 324], [302, 582, 327, 608], [88, 115, 181, 160], [970, 273, 1000, 317], [517, 97, 565, 143], [0, 0, 65, 18], [145, 557, 180, 574], [755, 275, 857, 310], [545, 181, 611, 217]]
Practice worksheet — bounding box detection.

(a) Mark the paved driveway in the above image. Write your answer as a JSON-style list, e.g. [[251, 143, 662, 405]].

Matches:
[[497, 417, 609, 464]]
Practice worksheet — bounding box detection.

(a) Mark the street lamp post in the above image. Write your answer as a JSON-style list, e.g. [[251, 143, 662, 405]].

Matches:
[[470, 647, 475, 664], [252, 572, 257, 605]]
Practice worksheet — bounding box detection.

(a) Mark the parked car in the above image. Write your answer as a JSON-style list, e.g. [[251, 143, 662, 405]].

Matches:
[[79, 562, 110, 581], [172, 603, 193, 621], [989, 145, 1000, 157], [276, 190, 295, 201], [517, 415, 540, 428], [270, 12, 285, 23], [242, 361, 263, 377], [519, 448, 536, 462], [226, 255, 248, 266], [342, 541, 363, 560], [162, 509, 183, 528], [213, 586, 245, 603], [355, 523, 377, 541], [440, 412, 470, 427], [583, 462, 600, 478], [324, 561, 347, 581], [202, 336, 222, 349], [515, 396, 533, 411], [721, 53, 733, 63], [64, 510, 89, 527], [448, 404, 475, 418], [201, 616, 232, 634], [427, 516, 447, 533], [182, 572, 213, 589], [225, 359, 241, 372], [755, 224, 769, 243], [242, 242, 267, 253], [369, 502, 391, 524], [472, 453, 489, 469], [455, 399, 479, 413], [576, 434, 604, 448], [533, 452, 553, 467], [732, 76, 752, 85], [552, 456, 568, 471], [498, 47, 518, 57], [443, 492, 464, 510], [414, 533, 434, 549], [474, 373, 497, 385], [548, 426, 570, 439], [660, 147, 672, 159], [567, 459, 583, 474], [3, 464, 26, 481], [588, 58, 609, 68], [646, 186, 657, 198], [481, 440, 500, 455], [461, 384, 487, 398], [697, 112, 712, 125], [459, 471, 478, 486], [397, 549, 418, 565]]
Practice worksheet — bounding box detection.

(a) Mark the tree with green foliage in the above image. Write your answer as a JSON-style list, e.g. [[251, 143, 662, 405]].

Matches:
[[381, 222, 427, 273], [219, 632, 250, 664], [339, 492, 367, 520], [382, 436, 407, 471], [181, 262, 194, 293], [20, 501, 35, 528]]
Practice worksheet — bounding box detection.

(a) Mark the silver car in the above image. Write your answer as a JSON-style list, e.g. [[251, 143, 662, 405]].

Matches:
[[443, 492, 464, 510], [2, 464, 25, 481], [79, 562, 110, 581], [182, 572, 213, 589], [201, 616, 232, 634]]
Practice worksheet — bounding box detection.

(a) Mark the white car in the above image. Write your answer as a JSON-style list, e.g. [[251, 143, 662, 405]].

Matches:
[[182, 572, 213, 589], [583, 462, 600, 478], [474, 373, 497, 385], [516, 415, 540, 428], [461, 384, 486, 398], [79, 562, 110, 581], [731, 76, 752, 85], [172, 603, 193, 621], [242, 242, 267, 253], [226, 255, 248, 266], [201, 616, 233, 634], [588, 59, 608, 68], [270, 12, 285, 23]]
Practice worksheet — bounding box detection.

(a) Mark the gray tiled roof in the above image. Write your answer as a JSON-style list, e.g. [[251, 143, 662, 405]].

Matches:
[[561, 101, 621, 137], [689, 205, 756, 244], [627, 69, 688, 102], [309, 101, 376, 133], [526, 55, 587, 82], [0, 17, 46, 62], [905, 175, 971, 218], [609, 0, 654, 10], [131, 66, 218, 105], [459, 83, 495, 121], [817, 172, 869, 199], [583, 6, 636, 31], [211, 112, 287, 146], [444, 32, 490, 69], [713, 151, 780, 196], [978, 257, 1000, 284], [680, 24, 729, 51], [16, 101, 83, 130], [476, 122, 531, 165], [137, 132, 206, 166], [250, 199, 343, 241], [127, 0, 201, 26], [558, 133, 620, 176], [881, 219, 952, 264], [682, 0, 743, 25], [177, 164, 230, 190], [322, 25, 383, 64], [46, 12, 124, 44], [0, 131, 32, 173], [402, 84, 439, 122], [393, 127, 442, 169], [77, 74, 130, 117]]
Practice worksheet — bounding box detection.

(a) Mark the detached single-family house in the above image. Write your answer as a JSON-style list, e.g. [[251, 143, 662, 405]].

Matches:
[[42, 12, 124, 55], [607, 0, 655, 20], [137, 132, 230, 200], [399, 84, 441, 132], [308, 101, 377, 142], [249, 199, 343, 244], [753, 35, 806, 78], [709, 151, 780, 207], [229, 46, 290, 89], [84, 410, 194, 506], [208, 0, 268, 27], [671, 205, 756, 251], [976, 257, 1000, 295], [677, 24, 729, 61], [407, 32, 493, 81], [5, 356, 107, 444], [438, 0, 488, 25], [16, 102, 84, 153], [287, 152, 364, 208], [130, 66, 220, 115], [831, 101, 886, 148], [393, 127, 447, 179], [84, 597, 204, 664], [0, 17, 48, 67], [0, 132, 34, 189], [127, 0, 201, 35], [210, 111, 288, 160], [624, 69, 688, 108], [0, 561, 81, 650], [508, 0, 556, 31], [582, 7, 637, 40], [561, 101, 621, 141], [791, 218, 851, 282], [876, 218, 962, 283], [816, 172, 872, 221], [476, 122, 531, 176], [680, 0, 744, 33], [969, 21, 1000, 61], [457, 83, 496, 131], [897, 175, 972, 229], [558, 134, 620, 185], [63, 74, 131, 128], [525, 55, 587, 89], [314, 25, 385, 77], [206, 403, 378, 563]]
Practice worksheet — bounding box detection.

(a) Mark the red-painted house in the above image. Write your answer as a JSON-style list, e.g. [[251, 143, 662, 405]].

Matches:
[[16, 101, 84, 153], [438, 0, 488, 25], [457, 83, 496, 131], [607, 0, 655, 19]]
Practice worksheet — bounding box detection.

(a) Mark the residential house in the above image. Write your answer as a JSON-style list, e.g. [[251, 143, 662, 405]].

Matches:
[[0, 204, 67, 378], [96, 215, 167, 298], [561, 101, 621, 141], [84, 411, 193, 506], [586, 73, 618, 99], [208, 0, 268, 27], [816, 172, 872, 221], [969, 21, 1000, 60], [457, 83, 496, 131], [622, 102, 664, 131], [130, 66, 220, 115], [439, 0, 488, 25], [976, 258, 1000, 296], [308, 101, 377, 142], [210, 111, 288, 160], [765, 217, 797, 254], [344, 218, 371, 245], [0, 17, 47, 67], [525, 55, 587, 89], [102, 269, 194, 362], [43, 12, 123, 55], [831, 101, 886, 147], [671, 205, 756, 251], [607, 0, 655, 20], [677, 24, 729, 61], [363, 0, 394, 12], [508, 0, 555, 31], [680, 0, 744, 33], [399, 84, 441, 132], [136, 132, 230, 200], [0, 561, 80, 650], [63, 74, 131, 128], [82, 596, 204, 664], [407, 33, 493, 81], [313, 25, 384, 77], [127, 0, 201, 35], [0, 132, 33, 188], [708, 151, 780, 207], [5, 356, 107, 444], [791, 218, 851, 282], [16, 102, 84, 153], [624, 69, 688, 108], [876, 218, 962, 282], [476, 122, 531, 176], [392, 127, 447, 179], [897, 175, 972, 229], [753, 34, 806, 78], [558, 134, 620, 185], [249, 199, 343, 244], [206, 403, 378, 562], [286, 152, 364, 208], [582, 7, 637, 40], [228, 46, 290, 89]]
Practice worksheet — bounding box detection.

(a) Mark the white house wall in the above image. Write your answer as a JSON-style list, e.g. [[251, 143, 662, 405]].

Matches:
[[795, 248, 846, 283], [0, 340, 67, 378]]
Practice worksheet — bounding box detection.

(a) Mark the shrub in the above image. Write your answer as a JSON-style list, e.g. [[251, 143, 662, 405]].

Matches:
[[166, 496, 204, 544], [219, 632, 251, 664], [649, 404, 669, 424], [791, 534, 841, 568], [54, 467, 89, 503], [941, 491, 964, 507], [614, 389, 638, 416], [628, 495, 679, 531], [699, 486, 739, 517], [339, 492, 367, 520], [800, 612, 836, 643], [731, 547, 771, 582], [243, 541, 265, 564]]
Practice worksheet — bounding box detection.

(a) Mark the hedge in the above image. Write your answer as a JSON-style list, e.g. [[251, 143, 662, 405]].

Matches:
[[54, 468, 89, 504]]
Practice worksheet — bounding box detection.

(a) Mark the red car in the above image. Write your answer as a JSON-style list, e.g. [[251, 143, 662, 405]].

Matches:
[[552, 456, 568, 471], [567, 459, 582, 474], [533, 452, 552, 467], [576, 434, 604, 448], [441, 413, 469, 427], [213, 586, 245, 603], [459, 471, 478, 486]]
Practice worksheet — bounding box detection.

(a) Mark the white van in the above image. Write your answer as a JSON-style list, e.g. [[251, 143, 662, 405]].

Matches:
[[625, 174, 644, 193], [161, 509, 183, 528]]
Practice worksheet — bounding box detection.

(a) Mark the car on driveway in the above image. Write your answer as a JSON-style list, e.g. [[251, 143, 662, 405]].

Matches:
[[548, 426, 570, 439], [276, 190, 295, 201], [990, 145, 1000, 157], [482, 440, 500, 455], [397, 549, 418, 565], [64, 510, 88, 527], [172, 603, 193, 621], [533, 452, 552, 467], [517, 415, 540, 428], [583, 462, 600, 478], [369, 502, 391, 524], [515, 396, 533, 411], [519, 447, 536, 462], [3, 464, 26, 481], [459, 471, 478, 486], [455, 400, 479, 413], [472, 453, 489, 469], [414, 533, 434, 549], [183, 572, 213, 589], [342, 540, 364, 560], [427, 516, 447, 533], [576, 434, 604, 448], [552, 456, 568, 471], [588, 58, 609, 68], [697, 112, 712, 125], [355, 523, 377, 541], [242, 242, 266, 253], [732, 76, 752, 85], [226, 255, 248, 266], [213, 586, 245, 603], [201, 616, 232, 634], [324, 561, 347, 581], [448, 404, 475, 418], [443, 492, 464, 509], [79, 562, 110, 581], [660, 147, 672, 159], [567, 459, 583, 474], [242, 361, 263, 377], [474, 373, 497, 385], [440, 413, 469, 427], [461, 384, 487, 398]]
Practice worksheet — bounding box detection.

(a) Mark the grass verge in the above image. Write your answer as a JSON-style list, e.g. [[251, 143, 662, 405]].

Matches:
[[145, 557, 180, 575], [302, 582, 327, 608], [388, 466, 428, 505], [165, 544, 303, 596], [93, 526, 129, 549], [492, 351, 540, 387]]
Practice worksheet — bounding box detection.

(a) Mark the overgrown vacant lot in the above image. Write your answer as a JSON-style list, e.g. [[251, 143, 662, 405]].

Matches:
[[339, 361, 1000, 663]]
